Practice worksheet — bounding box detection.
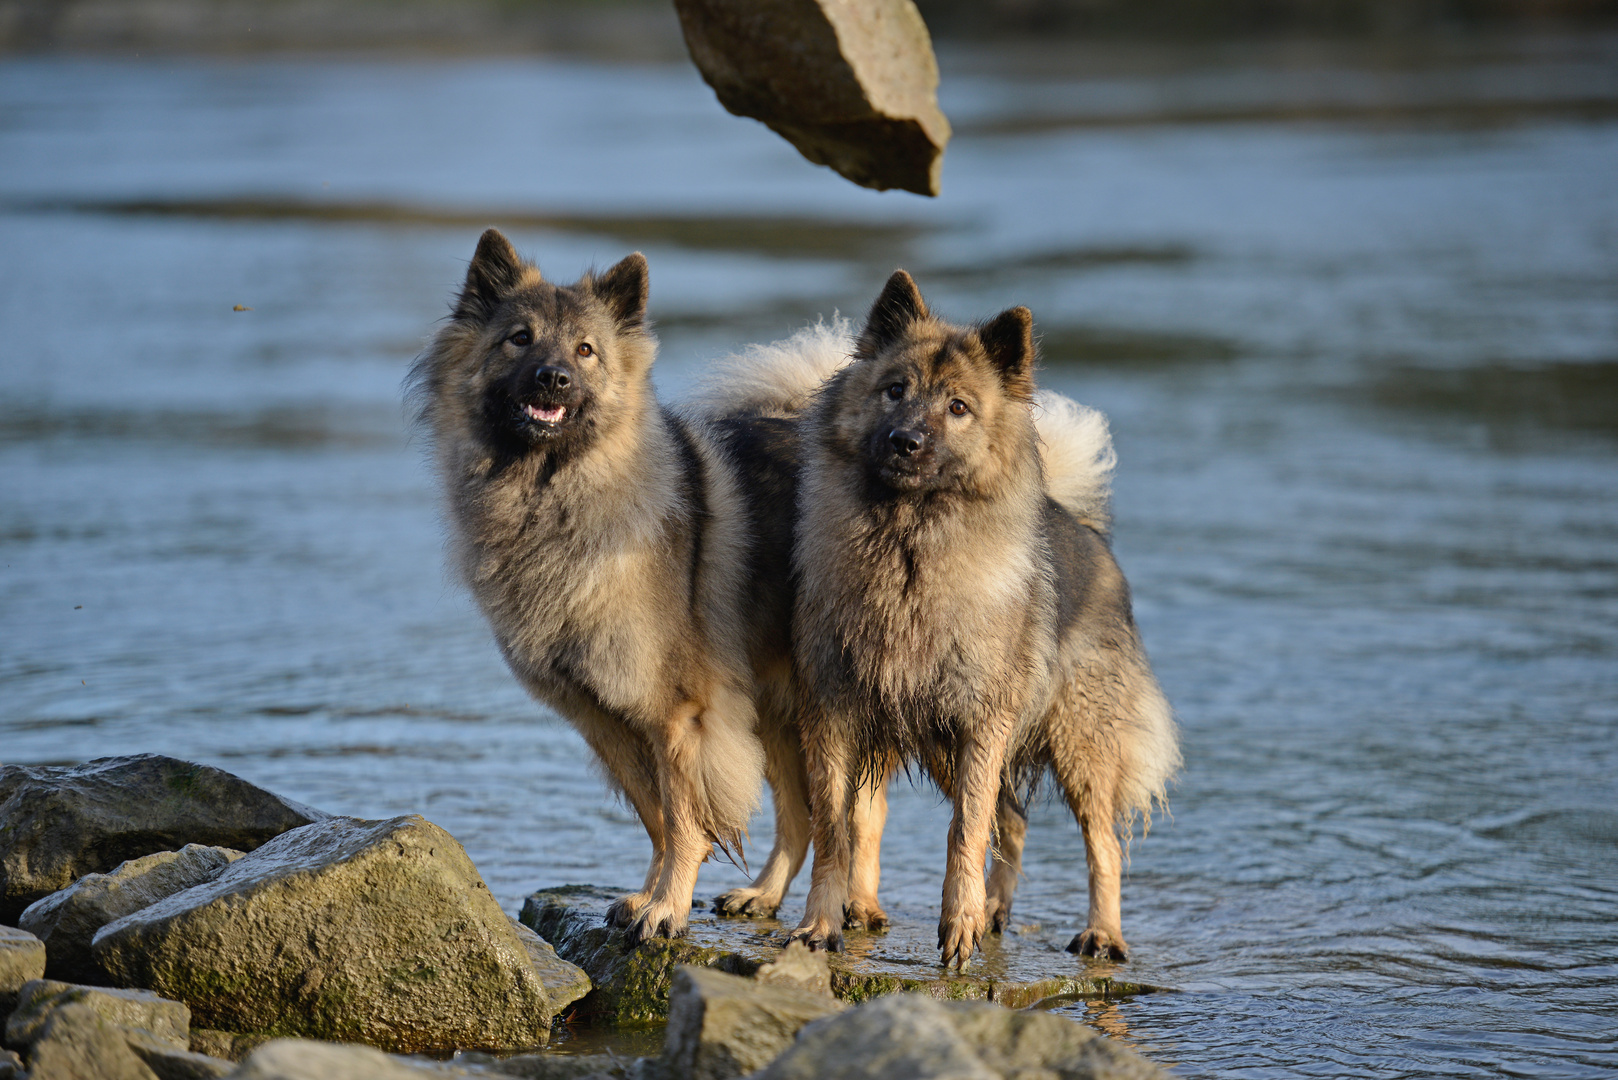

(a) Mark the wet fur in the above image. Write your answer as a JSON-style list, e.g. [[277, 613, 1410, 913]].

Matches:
[[408, 230, 816, 941], [786, 272, 1180, 966]]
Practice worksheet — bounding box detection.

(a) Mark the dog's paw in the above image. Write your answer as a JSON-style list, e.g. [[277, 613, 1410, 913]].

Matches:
[[843, 900, 889, 932], [713, 887, 782, 919], [984, 895, 1012, 935], [786, 919, 843, 953], [937, 908, 987, 969], [1067, 927, 1129, 962], [622, 899, 691, 946], [605, 891, 651, 929]]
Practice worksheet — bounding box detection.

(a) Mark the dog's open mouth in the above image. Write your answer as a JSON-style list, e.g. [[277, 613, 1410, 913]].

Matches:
[[523, 402, 568, 424]]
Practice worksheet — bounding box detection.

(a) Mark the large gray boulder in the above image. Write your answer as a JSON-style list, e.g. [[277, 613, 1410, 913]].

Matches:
[[19, 845, 244, 984], [663, 964, 846, 1080], [755, 994, 1174, 1080], [0, 756, 325, 922], [672, 0, 950, 195], [0, 925, 45, 1016], [92, 815, 572, 1053]]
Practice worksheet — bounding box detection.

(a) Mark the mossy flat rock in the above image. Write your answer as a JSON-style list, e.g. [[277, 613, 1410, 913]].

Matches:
[[520, 886, 1164, 1027], [92, 815, 567, 1053]]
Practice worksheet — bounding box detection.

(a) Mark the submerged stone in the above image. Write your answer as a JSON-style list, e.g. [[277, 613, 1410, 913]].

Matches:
[[519, 885, 1163, 1027], [92, 815, 570, 1053], [0, 755, 325, 923]]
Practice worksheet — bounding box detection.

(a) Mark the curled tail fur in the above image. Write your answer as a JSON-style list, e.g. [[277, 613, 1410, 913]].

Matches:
[[683, 318, 854, 420], [1034, 390, 1116, 534]]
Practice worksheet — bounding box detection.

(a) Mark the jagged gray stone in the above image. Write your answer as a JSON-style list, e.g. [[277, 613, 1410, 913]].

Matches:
[[6, 980, 190, 1050], [0, 755, 325, 922], [508, 916, 591, 1013], [663, 964, 847, 1080], [752, 940, 831, 996], [672, 0, 951, 195], [0, 925, 45, 1016], [19, 845, 244, 984], [124, 1029, 235, 1080], [92, 815, 559, 1053]]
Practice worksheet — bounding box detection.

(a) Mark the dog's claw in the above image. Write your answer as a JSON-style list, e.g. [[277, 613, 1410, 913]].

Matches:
[[713, 888, 781, 919], [842, 902, 889, 932], [937, 915, 984, 969], [1067, 928, 1129, 962], [984, 897, 1011, 935], [786, 925, 843, 953]]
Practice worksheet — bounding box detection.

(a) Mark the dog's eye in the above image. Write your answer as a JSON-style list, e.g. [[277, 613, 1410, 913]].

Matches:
[[886, 383, 905, 400], [577, 342, 594, 358], [949, 399, 969, 416], [509, 329, 532, 347]]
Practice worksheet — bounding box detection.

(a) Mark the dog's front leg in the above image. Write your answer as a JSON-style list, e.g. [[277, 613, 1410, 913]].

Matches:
[[623, 702, 711, 945], [938, 716, 1013, 968], [788, 707, 855, 951], [984, 782, 1028, 934], [577, 724, 667, 930], [844, 754, 894, 931], [1067, 783, 1128, 961], [715, 718, 810, 918]]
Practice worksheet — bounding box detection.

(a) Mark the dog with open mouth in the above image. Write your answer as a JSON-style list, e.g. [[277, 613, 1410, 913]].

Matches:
[[409, 229, 843, 942]]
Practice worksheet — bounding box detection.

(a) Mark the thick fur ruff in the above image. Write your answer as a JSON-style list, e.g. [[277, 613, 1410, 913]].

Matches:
[[784, 270, 1179, 965], [409, 230, 813, 941]]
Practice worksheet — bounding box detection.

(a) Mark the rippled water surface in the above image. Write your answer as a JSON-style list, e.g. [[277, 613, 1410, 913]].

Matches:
[[2, 38, 1616, 1078]]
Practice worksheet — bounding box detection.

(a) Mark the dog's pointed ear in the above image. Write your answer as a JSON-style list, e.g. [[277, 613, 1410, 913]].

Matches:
[[455, 229, 528, 323], [858, 270, 929, 357], [978, 306, 1036, 400], [593, 252, 649, 327]]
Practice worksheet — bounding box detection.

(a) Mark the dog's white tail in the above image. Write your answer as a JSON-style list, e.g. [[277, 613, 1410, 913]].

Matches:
[[684, 318, 854, 420], [1034, 391, 1116, 533]]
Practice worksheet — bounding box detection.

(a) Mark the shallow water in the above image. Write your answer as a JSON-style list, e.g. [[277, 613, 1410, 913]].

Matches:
[[2, 37, 1616, 1078]]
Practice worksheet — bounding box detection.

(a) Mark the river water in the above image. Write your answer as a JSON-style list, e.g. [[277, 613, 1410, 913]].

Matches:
[[2, 35, 1616, 1078]]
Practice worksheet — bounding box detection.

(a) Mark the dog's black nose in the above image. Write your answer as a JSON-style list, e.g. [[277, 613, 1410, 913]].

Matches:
[[889, 428, 925, 456], [535, 366, 571, 392]]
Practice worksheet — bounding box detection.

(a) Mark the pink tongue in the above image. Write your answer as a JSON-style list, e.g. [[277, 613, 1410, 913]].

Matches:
[[526, 403, 566, 423]]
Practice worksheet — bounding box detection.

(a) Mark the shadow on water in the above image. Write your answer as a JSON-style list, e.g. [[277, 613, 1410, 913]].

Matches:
[[1362, 359, 1618, 441], [13, 196, 930, 263]]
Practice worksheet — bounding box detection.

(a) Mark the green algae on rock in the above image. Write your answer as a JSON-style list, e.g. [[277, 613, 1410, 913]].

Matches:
[[91, 815, 576, 1053], [519, 885, 1165, 1026]]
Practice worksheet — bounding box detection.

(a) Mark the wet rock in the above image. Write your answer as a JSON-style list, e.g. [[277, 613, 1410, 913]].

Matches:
[[19, 845, 244, 984], [672, 0, 950, 195], [20, 1001, 160, 1080], [663, 964, 846, 1080], [5, 980, 191, 1050], [0, 925, 45, 1016], [187, 1029, 272, 1063], [471, 1053, 636, 1079], [508, 917, 591, 1013], [756, 994, 1173, 1080], [0, 1049, 22, 1080], [92, 815, 559, 1053], [520, 886, 1162, 1026], [0, 755, 326, 922]]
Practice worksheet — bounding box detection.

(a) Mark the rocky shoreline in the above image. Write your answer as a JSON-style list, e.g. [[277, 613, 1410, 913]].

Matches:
[[1, 755, 1169, 1079]]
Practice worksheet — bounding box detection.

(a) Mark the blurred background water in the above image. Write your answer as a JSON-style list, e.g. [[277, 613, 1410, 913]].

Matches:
[[2, 11, 1617, 1077]]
